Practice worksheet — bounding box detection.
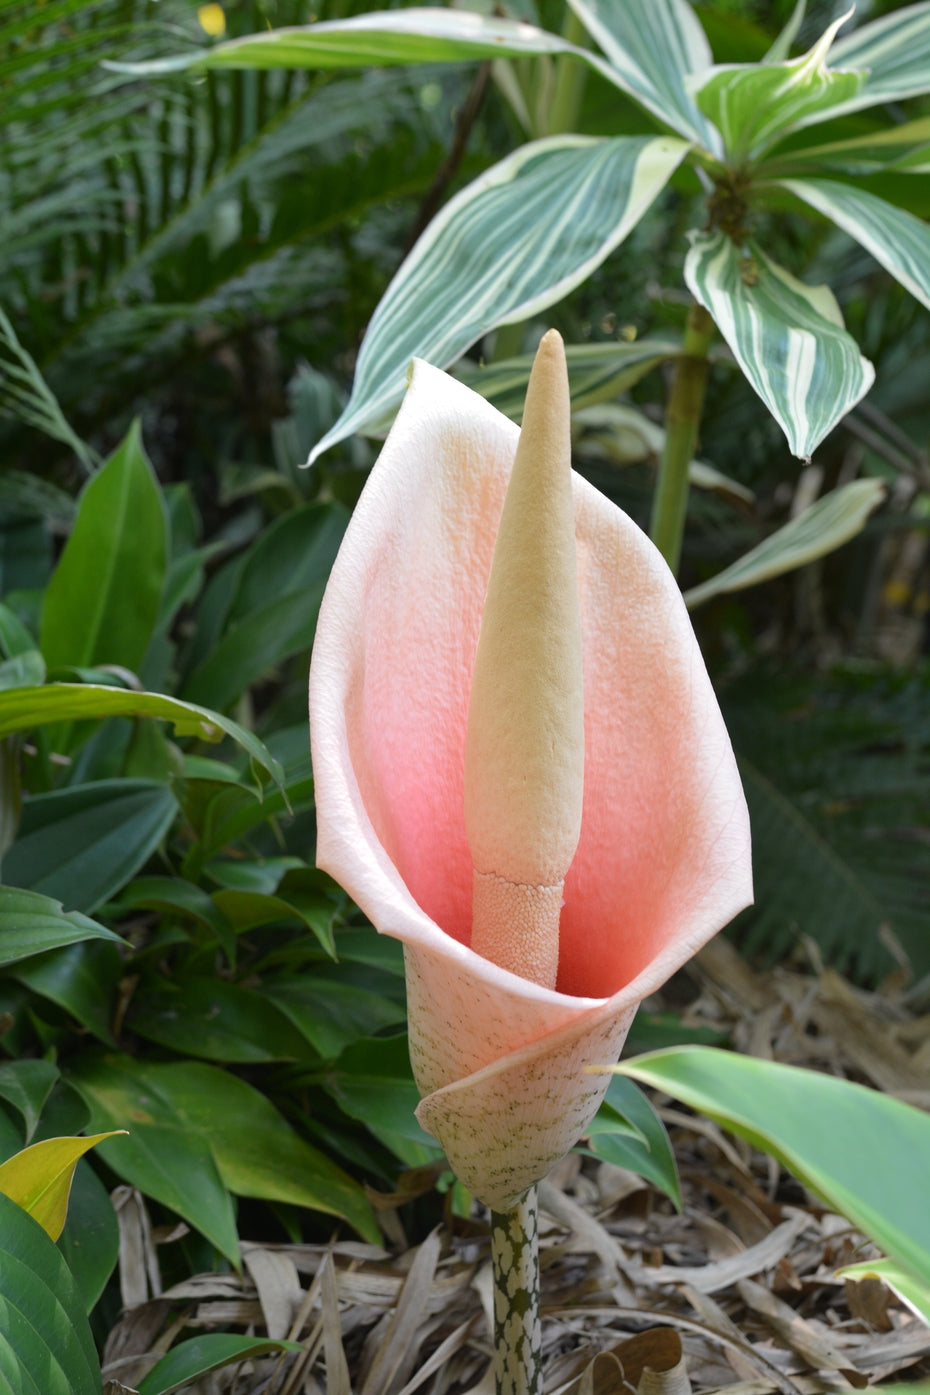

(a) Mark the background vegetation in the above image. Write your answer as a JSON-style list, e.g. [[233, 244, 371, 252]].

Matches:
[[0, 0, 928, 1384]]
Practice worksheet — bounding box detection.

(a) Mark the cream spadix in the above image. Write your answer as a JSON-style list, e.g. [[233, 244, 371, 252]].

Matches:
[[464, 329, 583, 990]]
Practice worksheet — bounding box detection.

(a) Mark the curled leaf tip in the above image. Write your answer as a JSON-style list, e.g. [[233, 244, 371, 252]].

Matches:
[[464, 328, 583, 989]]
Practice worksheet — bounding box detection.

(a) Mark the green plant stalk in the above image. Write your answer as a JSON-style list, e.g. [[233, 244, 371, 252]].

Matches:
[[490, 1187, 542, 1395], [649, 302, 715, 577], [548, 7, 589, 136]]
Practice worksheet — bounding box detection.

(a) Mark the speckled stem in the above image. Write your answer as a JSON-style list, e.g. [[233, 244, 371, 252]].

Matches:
[[490, 1187, 542, 1395]]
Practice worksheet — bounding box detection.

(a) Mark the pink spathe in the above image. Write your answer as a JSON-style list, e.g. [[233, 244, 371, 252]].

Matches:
[[309, 358, 752, 1210]]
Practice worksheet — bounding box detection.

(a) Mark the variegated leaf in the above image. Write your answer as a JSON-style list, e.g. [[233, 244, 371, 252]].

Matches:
[[684, 231, 874, 460], [567, 0, 718, 149], [105, 8, 587, 76], [763, 0, 807, 64], [684, 478, 885, 609], [778, 177, 930, 312], [573, 402, 755, 502], [831, 1, 930, 113], [308, 135, 688, 464], [692, 14, 865, 161], [455, 339, 679, 419]]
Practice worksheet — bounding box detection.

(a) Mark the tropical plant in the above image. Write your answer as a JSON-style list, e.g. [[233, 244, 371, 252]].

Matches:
[[0, 0, 482, 471], [115, 0, 930, 571]]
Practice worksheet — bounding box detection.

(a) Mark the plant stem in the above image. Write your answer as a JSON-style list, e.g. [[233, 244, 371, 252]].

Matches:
[[649, 302, 715, 577], [490, 1187, 542, 1395], [548, 7, 588, 136]]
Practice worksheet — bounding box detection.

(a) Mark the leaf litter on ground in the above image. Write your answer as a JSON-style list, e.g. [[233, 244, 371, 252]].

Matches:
[[100, 942, 930, 1393]]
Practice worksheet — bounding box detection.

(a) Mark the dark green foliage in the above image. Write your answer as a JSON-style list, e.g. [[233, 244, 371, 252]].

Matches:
[[0, 0, 479, 469], [0, 1192, 102, 1395], [1, 0, 928, 1379], [724, 665, 930, 981]]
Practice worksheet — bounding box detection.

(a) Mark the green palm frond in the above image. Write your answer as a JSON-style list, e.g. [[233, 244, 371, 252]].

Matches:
[[1, 0, 476, 457], [0, 305, 98, 472], [724, 666, 930, 982]]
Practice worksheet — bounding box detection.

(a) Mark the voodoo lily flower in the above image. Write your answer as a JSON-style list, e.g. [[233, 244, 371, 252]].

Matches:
[[309, 333, 752, 1211]]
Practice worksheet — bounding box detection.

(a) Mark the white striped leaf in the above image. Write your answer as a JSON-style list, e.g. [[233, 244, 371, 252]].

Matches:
[[566, 0, 718, 149], [684, 230, 874, 460], [573, 401, 755, 504], [105, 9, 588, 76], [777, 177, 930, 313], [455, 339, 679, 419], [830, 1, 930, 114], [307, 134, 688, 464], [684, 478, 885, 609], [110, 1, 718, 156], [692, 14, 865, 161]]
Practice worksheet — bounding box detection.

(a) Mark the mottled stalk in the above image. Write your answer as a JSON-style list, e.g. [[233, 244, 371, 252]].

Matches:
[[490, 1187, 542, 1395]]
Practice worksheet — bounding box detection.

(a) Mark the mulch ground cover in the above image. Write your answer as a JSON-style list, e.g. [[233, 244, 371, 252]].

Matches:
[[102, 937, 930, 1394]]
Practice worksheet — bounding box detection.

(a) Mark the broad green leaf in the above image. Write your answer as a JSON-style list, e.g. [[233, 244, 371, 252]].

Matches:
[[771, 116, 930, 177], [584, 1075, 681, 1208], [616, 1048, 930, 1297], [40, 422, 166, 674], [684, 478, 885, 608], [0, 1132, 124, 1241], [566, 0, 716, 147], [456, 339, 678, 420], [137, 1335, 303, 1395], [113, 876, 234, 958], [778, 178, 930, 313], [0, 1191, 101, 1395], [2, 779, 177, 913], [0, 684, 285, 792], [205, 856, 305, 894], [65, 1064, 240, 1263], [266, 967, 407, 1059], [56, 1159, 120, 1314], [12, 941, 122, 1047], [684, 231, 874, 459], [182, 502, 347, 709], [0, 887, 123, 968], [324, 1035, 440, 1165], [180, 770, 315, 869], [839, 1259, 930, 1326], [87, 1122, 239, 1265], [212, 869, 339, 957], [127, 979, 313, 1063], [0, 1060, 59, 1142], [692, 15, 865, 160], [308, 135, 688, 462], [106, 8, 587, 76], [831, 2, 930, 115], [70, 1054, 379, 1244]]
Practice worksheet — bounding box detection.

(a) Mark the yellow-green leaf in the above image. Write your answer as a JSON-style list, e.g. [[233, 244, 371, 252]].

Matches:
[[0, 1132, 126, 1240]]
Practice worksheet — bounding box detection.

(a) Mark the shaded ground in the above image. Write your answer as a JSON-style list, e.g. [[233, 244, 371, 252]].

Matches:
[[102, 940, 930, 1394]]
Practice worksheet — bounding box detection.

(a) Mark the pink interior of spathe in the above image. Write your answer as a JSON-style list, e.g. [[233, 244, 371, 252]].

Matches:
[[343, 438, 743, 1004]]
